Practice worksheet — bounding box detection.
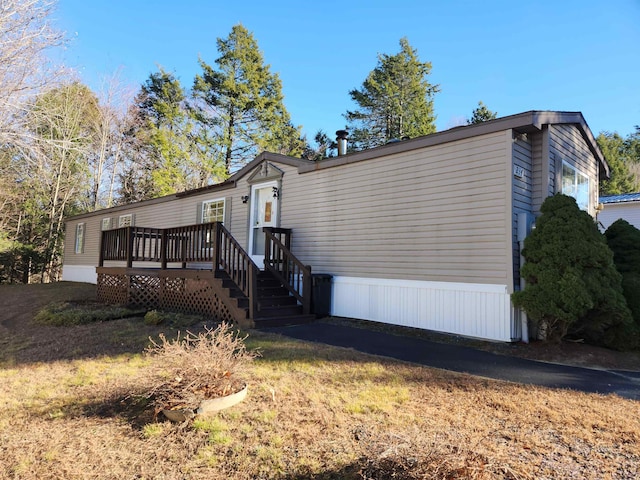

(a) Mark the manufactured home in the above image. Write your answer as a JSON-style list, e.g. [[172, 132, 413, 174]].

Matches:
[[62, 111, 608, 342]]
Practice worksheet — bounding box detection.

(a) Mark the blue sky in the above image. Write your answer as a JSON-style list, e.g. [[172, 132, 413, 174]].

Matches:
[[55, 0, 640, 140]]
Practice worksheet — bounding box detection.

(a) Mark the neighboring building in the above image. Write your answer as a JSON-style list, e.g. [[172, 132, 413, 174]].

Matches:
[[62, 111, 608, 342], [598, 193, 640, 230]]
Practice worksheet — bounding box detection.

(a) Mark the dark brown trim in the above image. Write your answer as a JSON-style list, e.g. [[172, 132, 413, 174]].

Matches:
[[297, 111, 608, 178]]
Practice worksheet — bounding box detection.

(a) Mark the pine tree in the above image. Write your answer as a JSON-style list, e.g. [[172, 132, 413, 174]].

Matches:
[[597, 132, 638, 195], [345, 38, 439, 150], [125, 68, 225, 199], [467, 101, 497, 124], [302, 130, 337, 161], [192, 24, 304, 174]]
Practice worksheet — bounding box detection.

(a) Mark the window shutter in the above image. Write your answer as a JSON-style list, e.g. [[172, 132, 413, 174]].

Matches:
[[224, 197, 231, 226], [196, 202, 203, 223]]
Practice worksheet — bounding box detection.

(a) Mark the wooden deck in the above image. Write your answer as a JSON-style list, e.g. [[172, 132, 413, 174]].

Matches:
[[97, 223, 313, 327]]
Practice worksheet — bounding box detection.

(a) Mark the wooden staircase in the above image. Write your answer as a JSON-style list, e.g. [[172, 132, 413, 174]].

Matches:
[[218, 270, 315, 328]]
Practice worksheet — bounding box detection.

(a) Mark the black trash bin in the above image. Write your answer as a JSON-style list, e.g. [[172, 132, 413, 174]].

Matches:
[[311, 274, 333, 318]]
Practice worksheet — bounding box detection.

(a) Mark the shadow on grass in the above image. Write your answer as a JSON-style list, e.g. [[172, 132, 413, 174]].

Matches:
[[0, 316, 224, 368], [80, 389, 158, 429], [277, 464, 363, 480]]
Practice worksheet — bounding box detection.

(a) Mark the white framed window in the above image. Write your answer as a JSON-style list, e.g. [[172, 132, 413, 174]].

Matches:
[[561, 162, 590, 211], [101, 218, 112, 231], [75, 223, 85, 254], [118, 214, 133, 228], [202, 199, 225, 224], [200, 198, 225, 249]]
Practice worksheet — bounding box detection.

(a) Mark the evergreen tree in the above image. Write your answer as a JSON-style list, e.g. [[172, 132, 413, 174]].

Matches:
[[345, 38, 439, 150], [125, 68, 225, 199], [605, 219, 640, 330], [302, 129, 337, 161], [597, 132, 638, 195], [467, 101, 497, 124], [512, 194, 637, 350], [192, 24, 304, 174]]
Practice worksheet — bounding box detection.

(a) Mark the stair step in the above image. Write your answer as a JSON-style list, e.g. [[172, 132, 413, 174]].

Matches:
[[257, 304, 303, 317], [258, 286, 289, 297], [257, 277, 283, 287], [214, 268, 312, 328], [258, 295, 297, 307]]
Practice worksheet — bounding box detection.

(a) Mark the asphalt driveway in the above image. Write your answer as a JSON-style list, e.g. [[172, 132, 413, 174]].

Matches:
[[261, 322, 640, 401]]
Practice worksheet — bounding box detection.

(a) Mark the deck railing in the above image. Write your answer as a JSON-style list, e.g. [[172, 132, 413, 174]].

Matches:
[[219, 224, 258, 319], [99, 222, 259, 318], [263, 227, 311, 315]]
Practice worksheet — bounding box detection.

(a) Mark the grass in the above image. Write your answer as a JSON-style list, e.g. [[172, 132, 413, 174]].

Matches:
[[34, 301, 145, 326], [0, 282, 639, 479]]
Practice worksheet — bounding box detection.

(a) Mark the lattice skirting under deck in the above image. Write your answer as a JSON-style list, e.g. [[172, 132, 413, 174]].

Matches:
[[96, 269, 234, 323]]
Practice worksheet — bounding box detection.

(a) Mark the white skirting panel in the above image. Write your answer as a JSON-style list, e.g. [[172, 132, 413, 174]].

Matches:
[[331, 276, 514, 342], [61, 265, 98, 284]]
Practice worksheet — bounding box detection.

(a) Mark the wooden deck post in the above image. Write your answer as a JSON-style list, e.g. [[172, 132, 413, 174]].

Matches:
[[213, 222, 222, 272], [98, 231, 105, 267], [126, 227, 133, 268], [181, 231, 187, 268], [248, 264, 258, 320], [160, 229, 167, 269], [302, 265, 312, 315]]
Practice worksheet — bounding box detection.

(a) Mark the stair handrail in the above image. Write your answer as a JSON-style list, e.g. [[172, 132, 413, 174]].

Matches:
[[217, 223, 259, 320], [263, 227, 311, 315]]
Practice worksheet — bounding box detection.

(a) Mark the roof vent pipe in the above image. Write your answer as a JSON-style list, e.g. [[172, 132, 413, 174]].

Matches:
[[336, 130, 348, 156]]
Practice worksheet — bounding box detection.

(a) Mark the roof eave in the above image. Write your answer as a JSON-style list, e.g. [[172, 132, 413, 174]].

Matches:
[[298, 110, 608, 176]]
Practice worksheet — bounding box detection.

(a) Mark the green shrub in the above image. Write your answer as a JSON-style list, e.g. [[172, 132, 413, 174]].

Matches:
[[34, 301, 144, 326], [605, 219, 640, 327], [512, 194, 638, 350], [144, 310, 164, 326]]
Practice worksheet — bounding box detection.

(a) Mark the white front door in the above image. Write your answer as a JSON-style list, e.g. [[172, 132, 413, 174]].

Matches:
[[248, 181, 279, 267]]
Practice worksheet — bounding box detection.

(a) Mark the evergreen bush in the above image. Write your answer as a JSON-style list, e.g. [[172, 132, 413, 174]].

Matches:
[[605, 219, 640, 328], [512, 194, 638, 350]]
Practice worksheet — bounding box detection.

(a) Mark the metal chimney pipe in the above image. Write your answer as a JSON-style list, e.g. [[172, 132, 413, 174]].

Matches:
[[336, 130, 348, 156]]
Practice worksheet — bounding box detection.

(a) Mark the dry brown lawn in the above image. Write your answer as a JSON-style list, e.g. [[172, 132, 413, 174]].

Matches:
[[0, 282, 639, 479]]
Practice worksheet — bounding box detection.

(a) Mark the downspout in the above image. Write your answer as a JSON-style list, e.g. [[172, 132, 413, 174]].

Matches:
[[517, 212, 535, 343]]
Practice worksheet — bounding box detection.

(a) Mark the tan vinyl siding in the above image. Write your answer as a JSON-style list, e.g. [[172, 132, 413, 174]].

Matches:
[[64, 215, 104, 265], [280, 131, 511, 285], [550, 124, 598, 216], [63, 185, 245, 267]]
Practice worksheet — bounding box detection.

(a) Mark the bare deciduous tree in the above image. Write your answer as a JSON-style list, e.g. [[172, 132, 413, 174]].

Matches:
[[0, 0, 64, 145]]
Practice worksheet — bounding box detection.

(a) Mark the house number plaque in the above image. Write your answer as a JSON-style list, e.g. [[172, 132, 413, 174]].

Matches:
[[513, 165, 525, 179]]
